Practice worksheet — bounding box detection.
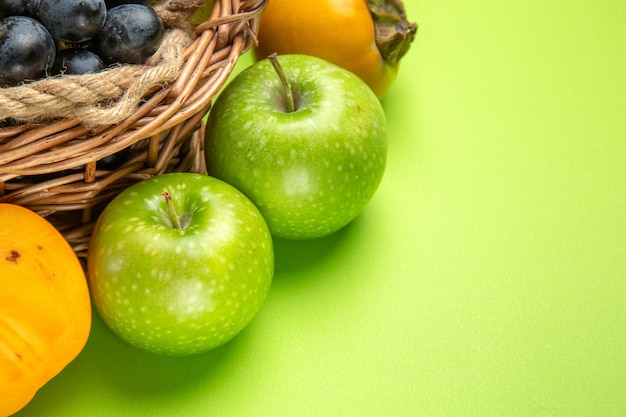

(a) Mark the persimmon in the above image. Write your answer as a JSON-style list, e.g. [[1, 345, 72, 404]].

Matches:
[[254, 0, 418, 98], [0, 204, 91, 417]]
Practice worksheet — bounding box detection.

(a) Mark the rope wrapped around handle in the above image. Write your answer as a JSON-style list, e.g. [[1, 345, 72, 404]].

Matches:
[[0, 0, 266, 126], [0, 28, 191, 125]]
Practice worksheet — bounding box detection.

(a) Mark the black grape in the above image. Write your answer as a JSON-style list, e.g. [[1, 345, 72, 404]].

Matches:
[[0, 0, 39, 18], [0, 16, 55, 86], [37, 0, 106, 43], [104, 0, 150, 8], [93, 3, 163, 65], [51, 48, 105, 75]]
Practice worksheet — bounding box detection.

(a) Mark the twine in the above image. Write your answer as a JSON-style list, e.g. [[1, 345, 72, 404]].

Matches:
[[0, 17, 193, 125], [153, 0, 204, 31]]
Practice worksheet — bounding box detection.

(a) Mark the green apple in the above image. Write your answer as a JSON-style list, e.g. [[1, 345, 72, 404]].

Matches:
[[204, 53, 387, 239], [87, 173, 274, 356]]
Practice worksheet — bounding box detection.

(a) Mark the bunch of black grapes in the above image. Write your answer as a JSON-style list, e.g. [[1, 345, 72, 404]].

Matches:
[[0, 0, 164, 87]]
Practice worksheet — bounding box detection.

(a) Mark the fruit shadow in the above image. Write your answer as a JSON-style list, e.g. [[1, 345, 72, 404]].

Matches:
[[24, 220, 362, 415], [76, 308, 251, 399], [270, 215, 361, 282], [71, 221, 356, 406], [15, 308, 254, 416]]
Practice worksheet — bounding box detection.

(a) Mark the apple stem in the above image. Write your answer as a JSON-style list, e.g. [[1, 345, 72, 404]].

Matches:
[[268, 53, 296, 113], [162, 191, 182, 230]]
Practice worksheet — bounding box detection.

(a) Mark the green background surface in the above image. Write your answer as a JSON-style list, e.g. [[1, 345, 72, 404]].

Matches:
[[15, 0, 626, 416]]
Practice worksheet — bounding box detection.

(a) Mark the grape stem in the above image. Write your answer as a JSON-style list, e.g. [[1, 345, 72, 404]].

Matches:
[[268, 53, 296, 113]]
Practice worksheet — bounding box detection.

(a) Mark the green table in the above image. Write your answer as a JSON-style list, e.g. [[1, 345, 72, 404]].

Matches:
[[16, 1, 626, 416]]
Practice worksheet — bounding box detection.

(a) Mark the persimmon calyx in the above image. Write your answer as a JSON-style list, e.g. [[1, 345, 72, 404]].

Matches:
[[368, 0, 418, 66]]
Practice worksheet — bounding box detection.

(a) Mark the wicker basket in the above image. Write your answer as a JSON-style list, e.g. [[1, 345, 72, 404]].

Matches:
[[0, 0, 267, 258]]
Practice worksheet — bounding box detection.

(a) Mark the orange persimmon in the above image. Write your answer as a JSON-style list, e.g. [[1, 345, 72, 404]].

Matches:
[[254, 0, 418, 98], [0, 204, 91, 417]]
